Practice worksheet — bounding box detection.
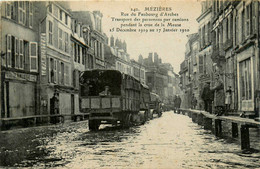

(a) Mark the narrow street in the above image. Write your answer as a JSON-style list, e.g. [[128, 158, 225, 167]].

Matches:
[[0, 111, 259, 168]]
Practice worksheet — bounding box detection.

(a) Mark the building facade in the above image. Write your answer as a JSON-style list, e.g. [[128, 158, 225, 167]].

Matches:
[[1, 1, 39, 118], [179, 33, 199, 109], [197, 0, 214, 110], [212, 0, 259, 116]]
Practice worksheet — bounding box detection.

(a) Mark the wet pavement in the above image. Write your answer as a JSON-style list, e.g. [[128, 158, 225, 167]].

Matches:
[[0, 111, 260, 168]]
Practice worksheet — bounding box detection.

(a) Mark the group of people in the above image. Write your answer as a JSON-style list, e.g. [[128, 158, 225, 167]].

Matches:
[[200, 74, 232, 116]]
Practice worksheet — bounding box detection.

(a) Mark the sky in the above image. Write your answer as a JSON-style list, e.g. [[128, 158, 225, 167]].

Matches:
[[69, 0, 201, 74]]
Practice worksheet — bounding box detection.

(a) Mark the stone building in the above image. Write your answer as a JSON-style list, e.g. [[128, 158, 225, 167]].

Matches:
[[212, 0, 259, 116], [179, 33, 199, 109], [104, 36, 132, 75], [197, 0, 214, 110], [1, 1, 39, 118], [71, 11, 106, 69], [131, 58, 146, 85], [34, 2, 74, 116], [144, 52, 178, 103]]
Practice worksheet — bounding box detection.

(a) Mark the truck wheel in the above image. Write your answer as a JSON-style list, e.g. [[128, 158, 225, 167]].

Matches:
[[89, 120, 100, 131]]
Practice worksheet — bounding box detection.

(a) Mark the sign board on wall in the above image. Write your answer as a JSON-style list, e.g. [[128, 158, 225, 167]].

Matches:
[[41, 33, 47, 75]]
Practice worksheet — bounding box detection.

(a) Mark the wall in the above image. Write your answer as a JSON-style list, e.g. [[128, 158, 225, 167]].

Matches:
[[8, 81, 36, 117]]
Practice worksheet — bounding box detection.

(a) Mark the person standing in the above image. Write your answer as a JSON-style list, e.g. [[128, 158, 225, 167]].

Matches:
[[225, 86, 232, 114], [201, 82, 214, 113], [210, 74, 225, 116], [50, 91, 60, 123], [191, 94, 197, 109]]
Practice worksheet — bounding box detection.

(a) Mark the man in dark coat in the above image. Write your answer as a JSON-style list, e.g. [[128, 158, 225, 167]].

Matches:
[[210, 74, 225, 116], [201, 82, 214, 113]]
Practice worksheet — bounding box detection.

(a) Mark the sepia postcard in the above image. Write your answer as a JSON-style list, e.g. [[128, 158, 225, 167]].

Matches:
[[0, 0, 260, 168]]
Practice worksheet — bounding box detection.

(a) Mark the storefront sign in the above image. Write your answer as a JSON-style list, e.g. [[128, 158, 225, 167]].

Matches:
[[5, 71, 37, 82], [41, 33, 47, 75]]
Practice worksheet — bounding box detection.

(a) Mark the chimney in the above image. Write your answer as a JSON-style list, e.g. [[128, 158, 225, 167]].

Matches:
[[138, 54, 143, 64], [154, 52, 159, 65], [148, 52, 153, 64]]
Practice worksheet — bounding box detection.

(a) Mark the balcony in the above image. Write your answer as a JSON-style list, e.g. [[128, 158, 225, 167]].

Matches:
[[211, 43, 225, 64]]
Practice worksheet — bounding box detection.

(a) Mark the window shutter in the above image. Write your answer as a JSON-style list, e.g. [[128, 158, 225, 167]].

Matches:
[[29, 2, 33, 28], [57, 61, 60, 84], [6, 2, 11, 18], [65, 65, 69, 85], [48, 57, 51, 82], [252, 2, 256, 34], [54, 59, 57, 83], [14, 37, 19, 68], [29, 42, 37, 72], [6, 34, 12, 67], [19, 39, 24, 69]]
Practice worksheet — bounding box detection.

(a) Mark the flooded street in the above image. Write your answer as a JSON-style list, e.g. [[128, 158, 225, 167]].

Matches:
[[1, 111, 260, 168]]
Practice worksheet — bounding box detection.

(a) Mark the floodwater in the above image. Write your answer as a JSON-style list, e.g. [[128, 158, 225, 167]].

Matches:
[[0, 111, 259, 168]]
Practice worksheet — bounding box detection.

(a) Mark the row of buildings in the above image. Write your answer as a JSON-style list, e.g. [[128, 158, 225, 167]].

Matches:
[[0, 1, 181, 120], [179, 0, 260, 117]]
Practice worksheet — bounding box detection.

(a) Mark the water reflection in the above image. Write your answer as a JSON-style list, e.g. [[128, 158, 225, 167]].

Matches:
[[0, 112, 259, 168]]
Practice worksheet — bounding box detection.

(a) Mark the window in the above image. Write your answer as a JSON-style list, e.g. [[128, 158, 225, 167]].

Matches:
[[6, 2, 11, 18], [19, 1, 25, 25], [15, 38, 19, 69], [82, 48, 85, 65], [203, 55, 207, 74], [30, 42, 37, 72], [239, 59, 252, 100], [246, 3, 252, 37], [241, 10, 245, 42], [60, 9, 63, 21], [19, 39, 24, 69], [48, 21, 53, 45], [208, 22, 211, 43], [65, 14, 68, 25], [65, 65, 69, 85], [74, 43, 77, 62], [4, 35, 11, 67], [61, 62, 64, 85], [48, 3, 52, 13], [49, 58, 57, 83], [29, 2, 33, 28], [199, 55, 203, 74], [49, 58, 54, 83], [65, 32, 69, 53], [205, 24, 208, 45], [58, 28, 63, 50], [74, 20, 77, 33], [78, 45, 80, 63]]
